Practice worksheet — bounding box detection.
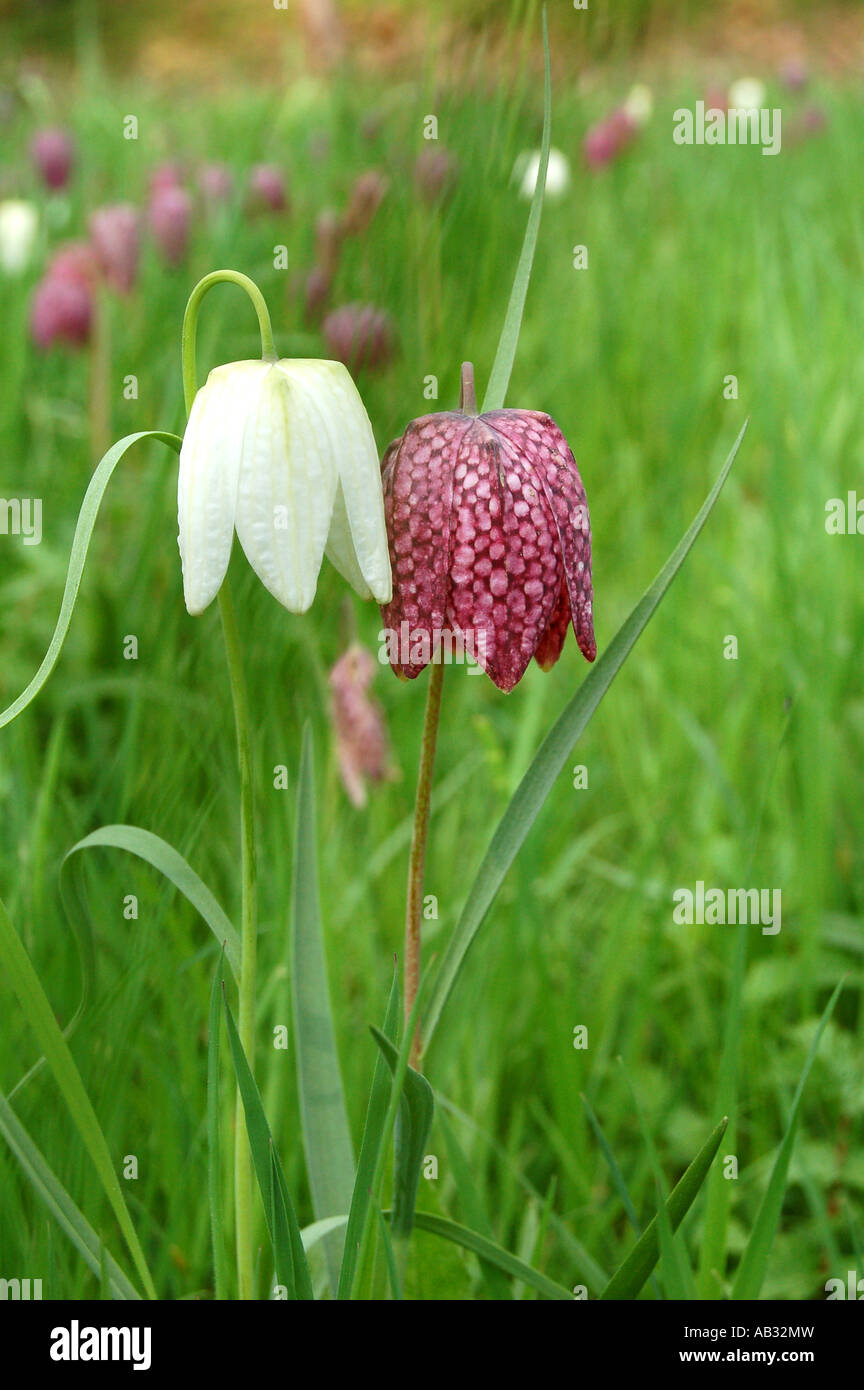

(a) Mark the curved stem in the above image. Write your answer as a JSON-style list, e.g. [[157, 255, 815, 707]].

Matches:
[[404, 659, 445, 1066], [181, 271, 269, 1299], [218, 583, 258, 1301], [181, 269, 277, 416]]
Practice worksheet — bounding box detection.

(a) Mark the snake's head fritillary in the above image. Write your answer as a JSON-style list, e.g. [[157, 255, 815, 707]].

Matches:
[[380, 362, 595, 693]]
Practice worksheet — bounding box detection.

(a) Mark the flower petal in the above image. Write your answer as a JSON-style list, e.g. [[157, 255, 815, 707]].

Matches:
[[299, 359, 393, 603], [444, 419, 561, 692], [380, 413, 468, 679], [488, 410, 596, 662], [233, 360, 338, 613], [177, 363, 246, 615]]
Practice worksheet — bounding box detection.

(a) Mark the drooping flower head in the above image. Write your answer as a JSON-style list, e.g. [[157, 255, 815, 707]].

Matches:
[[247, 164, 288, 213], [379, 363, 594, 692], [323, 303, 396, 375], [149, 185, 192, 265], [583, 109, 637, 170], [30, 245, 94, 349], [178, 356, 392, 615], [31, 128, 75, 190], [0, 199, 38, 275], [328, 642, 395, 807], [89, 204, 140, 295]]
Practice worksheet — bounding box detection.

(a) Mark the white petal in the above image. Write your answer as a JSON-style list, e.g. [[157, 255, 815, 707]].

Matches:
[[177, 363, 250, 615], [233, 361, 338, 613], [290, 360, 392, 604]]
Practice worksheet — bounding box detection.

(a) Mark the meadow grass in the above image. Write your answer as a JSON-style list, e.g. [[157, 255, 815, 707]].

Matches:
[[0, 37, 861, 1298]]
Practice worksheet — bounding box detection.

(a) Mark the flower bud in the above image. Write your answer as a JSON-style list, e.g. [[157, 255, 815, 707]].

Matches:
[[583, 110, 636, 169], [0, 199, 38, 274], [247, 163, 288, 213], [323, 303, 396, 375], [31, 127, 75, 190], [197, 161, 234, 206], [341, 169, 388, 236], [514, 147, 571, 199], [89, 203, 140, 294], [149, 185, 192, 265], [30, 271, 91, 349], [329, 643, 395, 807]]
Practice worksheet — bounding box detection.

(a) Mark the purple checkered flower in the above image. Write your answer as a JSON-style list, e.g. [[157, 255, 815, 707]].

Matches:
[[380, 363, 595, 692]]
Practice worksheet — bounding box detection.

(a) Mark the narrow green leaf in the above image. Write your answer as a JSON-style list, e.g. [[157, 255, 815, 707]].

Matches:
[[0, 431, 182, 730], [424, 421, 749, 1049], [337, 970, 400, 1300], [617, 1063, 698, 1300], [407, 1212, 573, 1301], [481, 5, 551, 413], [221, 984, 314, 1300], [600, 1117, 728, 1300], [301, 1214, 350, 1252], [291, 725, 355, 1294], [0, 1089, 140, 1300], [374, 1199, 403, 1300], [731, 982, 844, 1299], [62, 825, 240, 980], [581, 1094, 661, 1299], [0, 896, 156, 1299], [370, 1028, 434, 1240], [207, 955, 230, 1300]]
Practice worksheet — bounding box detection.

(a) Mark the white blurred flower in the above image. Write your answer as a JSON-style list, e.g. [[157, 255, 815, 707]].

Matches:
[[624, 83, 653, 127], [513, 147, 571, 200], [728, 77, 766, 112], [178, 357, 392, 615], [0, 200, 38, 275]]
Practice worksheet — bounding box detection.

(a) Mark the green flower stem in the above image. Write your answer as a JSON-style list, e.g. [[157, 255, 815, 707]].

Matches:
[[218, 583, 258, 1302], [181, 269, 272, 1299], [404, 659, 445, 1066], [181, 269, 277, 416]]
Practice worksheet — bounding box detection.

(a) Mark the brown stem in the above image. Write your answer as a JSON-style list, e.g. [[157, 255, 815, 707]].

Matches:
[[404, 658, 445, 1065]]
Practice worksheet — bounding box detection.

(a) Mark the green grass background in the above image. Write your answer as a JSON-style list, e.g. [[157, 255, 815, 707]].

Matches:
[[0, 0, 861, 1298]]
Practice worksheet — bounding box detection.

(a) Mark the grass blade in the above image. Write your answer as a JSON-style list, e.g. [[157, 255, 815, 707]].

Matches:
[[731, 981, 844, 1299], [207, 955, 230, 1300], [0, 896, 156, 1299], [63, 824, 240, 979], [370, 1027, 434, 1240], [481, 5, 551, 413], [0, 431, 182, 730], [438, 1107, 512, 1299], [599, 1117, 728, 1300], [337, 970, 400, 1300], [423, 420, 749, 1050], [406, 1212, 573, 1301], [221, 982, 314, 1299], [291, 725, 355, 1294], [0, 1089, 140, 1300]]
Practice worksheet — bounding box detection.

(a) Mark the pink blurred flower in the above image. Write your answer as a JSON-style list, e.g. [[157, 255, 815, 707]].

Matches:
[[31, 128, 75, 191], [149, 162, 185, 195], [47, 240, 98, 286], [779, 58, 809, 92], [704, 85, 729, 113], [414, 147, 460, 205], [315, 208, 343, 276], [323, 303, 396, 374], [197, 161, 234, 205], [341, 169, 388, 236], [149, 186, 192, 265], [31, 270, 91, 349], [247, 164, 288, 213], [328, 644, 395, 807], [89, 204, 140, 294], [583, 108, 637, 170]]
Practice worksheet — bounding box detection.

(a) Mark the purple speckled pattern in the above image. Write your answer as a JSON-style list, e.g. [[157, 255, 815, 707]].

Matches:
[[380, 390, 595, 692]]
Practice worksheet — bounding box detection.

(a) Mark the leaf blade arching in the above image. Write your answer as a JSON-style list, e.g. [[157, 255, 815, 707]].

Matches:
[[423, 420, 749, 1050]]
